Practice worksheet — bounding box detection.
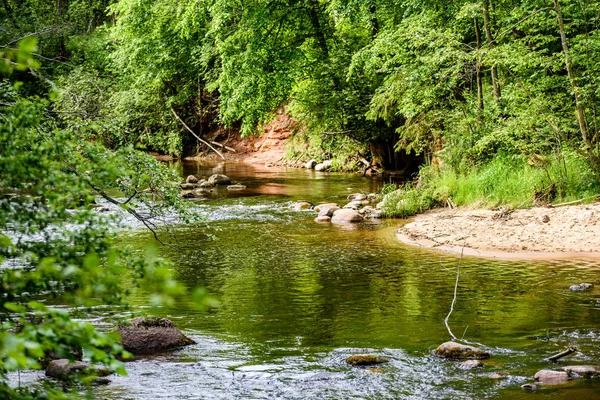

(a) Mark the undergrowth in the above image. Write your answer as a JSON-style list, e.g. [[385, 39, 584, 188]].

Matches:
[[381, 151, 600, 218]]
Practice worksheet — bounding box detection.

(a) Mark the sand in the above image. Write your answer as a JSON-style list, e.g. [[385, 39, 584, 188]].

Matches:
[[396, 202, 600, 259]]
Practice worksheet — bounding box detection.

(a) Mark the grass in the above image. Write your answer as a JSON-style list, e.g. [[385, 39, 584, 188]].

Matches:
[[381, 151, 600, 218]]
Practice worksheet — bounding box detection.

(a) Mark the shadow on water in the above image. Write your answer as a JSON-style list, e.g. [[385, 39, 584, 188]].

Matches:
[[24, 162, 600, 399]]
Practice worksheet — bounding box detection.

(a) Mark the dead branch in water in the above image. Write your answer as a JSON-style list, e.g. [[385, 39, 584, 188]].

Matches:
[[545, 346, 578, 362], [170, 107, 225, 160], [444, 245, 465, 340], [210, 141, 236, 153]]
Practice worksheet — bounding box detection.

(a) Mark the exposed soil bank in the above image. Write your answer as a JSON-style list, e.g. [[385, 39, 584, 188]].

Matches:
[[397, 202, 600, 259]]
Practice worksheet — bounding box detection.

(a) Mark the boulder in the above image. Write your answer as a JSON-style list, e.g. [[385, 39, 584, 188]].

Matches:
[[314, 203, 340, 217], [570, 283, 593, 291], [533, 369, 569, 383], [315, 160, 333, 172], [345, 354, 388, 366], [118, 317, 195, 355], [347, 193, 367, 202], [46, 359, 110, 381], [227, 184, 247, 190], [562, 365, 600, 378], [434, 341, 490, 360], [343, 200, 369, 210], [185, 175, 199, 184], [458, 360, 484, 370], [294, 201, 314, 211], [314, 215, 331, 223], [331, 209, 363, 224], [305, 160, 318, 169], [207, 174, 232, 186]]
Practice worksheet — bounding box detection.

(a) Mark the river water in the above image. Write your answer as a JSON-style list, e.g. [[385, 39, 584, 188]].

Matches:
[[60, 162, 600, 398]]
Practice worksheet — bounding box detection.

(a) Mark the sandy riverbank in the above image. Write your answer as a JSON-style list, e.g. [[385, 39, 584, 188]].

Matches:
[[397, 202, 600, 259]]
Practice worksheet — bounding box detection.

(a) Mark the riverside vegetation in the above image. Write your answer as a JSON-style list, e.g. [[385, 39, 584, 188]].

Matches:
[[2, 0, 600, 398]]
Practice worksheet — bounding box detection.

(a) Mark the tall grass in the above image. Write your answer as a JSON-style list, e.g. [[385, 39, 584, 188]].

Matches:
[[381, 151, 600, 218]]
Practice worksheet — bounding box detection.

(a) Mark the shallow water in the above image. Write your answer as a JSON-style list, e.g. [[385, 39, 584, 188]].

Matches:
[[20, 161, 600, 399]]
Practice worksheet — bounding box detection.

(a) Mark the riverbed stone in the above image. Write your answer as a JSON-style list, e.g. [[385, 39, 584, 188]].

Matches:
[[314, 203, 340, 217], [331, 209, 363, 224], [294, 200, 314, 211], [569, 283, 593, 291], [46, 359, 110, 381], [347, 193, 367, 202], [118, 317, 195, 355], [180, 183, 198, 190], [434, 341, 490, 360], [227, 184, 247, 190], [458, 360, 484, 370], [533, 369, 569, 383], [314, 215, 331, 223], [345, 354, 389, 366], [343, 200, 369, 210], [207, 174, 232, 186], [185, 175, 199, 184], [305, 160, 317, 169], [562, 365, 600, 378]]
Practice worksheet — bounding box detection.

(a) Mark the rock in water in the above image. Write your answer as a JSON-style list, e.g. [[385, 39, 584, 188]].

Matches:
[[347, 193, 367, 202], [305, 160, 317, 169], [185, 175, 199, 184], [521, 384, 538, 391], [345, 354, 389, 366], [562, 365, 600, 378], [46, 359, 110, 381], [314, 203, 340, 217], [207, 174, 232, 186], [533, 369, 569, 383], [569, 283, 593, 291], [434, 342, 490, 360], [118, 317, 195, 355], [293, 200, 314, 211], [458, 360, 484, 369], [331, 209, 363, 224], [314, 215, 331, 223]]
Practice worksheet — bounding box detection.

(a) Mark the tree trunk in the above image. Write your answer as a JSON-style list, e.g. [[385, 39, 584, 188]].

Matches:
[[553, 0, 589, 145], [2, 0, 18, 28], [474, 17, 484, 111], [305, 0, 329, 58], [369, 4, 379, 39], [482, 0, 501, 102]]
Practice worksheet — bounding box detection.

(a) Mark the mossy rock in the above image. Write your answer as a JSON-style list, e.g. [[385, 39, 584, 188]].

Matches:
[[346, 354, 389, 366], [434, 341, 490, 360]]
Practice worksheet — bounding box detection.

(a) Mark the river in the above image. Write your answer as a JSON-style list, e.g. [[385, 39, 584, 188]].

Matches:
[[43, 161, 600, 398]]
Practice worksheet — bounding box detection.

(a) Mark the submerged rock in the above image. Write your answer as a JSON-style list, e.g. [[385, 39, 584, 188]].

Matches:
[[227, 184, 247, 190], [207, 174, 232, 186], [533, 369, 569, 383], [458, 360, 484, 370], [345, 354, 389, 366], [118, 317, 195, 355], [46, 359, 110, 381], [434, 341, 490, 360], [314, 203, 340, 217], [562, 365, 600, 378], [331, 209, 363, 224], [294, 200, 314, 211], [185, 175, 199, 184], [314, 215, 331, 223], [305, 160, 317, 169], [569, 283, 593, 291], [521, 383, 538, 391]]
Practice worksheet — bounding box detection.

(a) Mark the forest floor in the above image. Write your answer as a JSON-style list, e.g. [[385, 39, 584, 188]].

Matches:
[[397, 201, 600, 259]]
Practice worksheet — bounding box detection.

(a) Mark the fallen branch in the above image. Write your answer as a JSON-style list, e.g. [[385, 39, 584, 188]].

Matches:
[[444, 245, 465, 341], [545, 346, 578, 362], [551, 195, 599, 208], [210, 141, 236, 153], [170, 108, 225, 160]]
